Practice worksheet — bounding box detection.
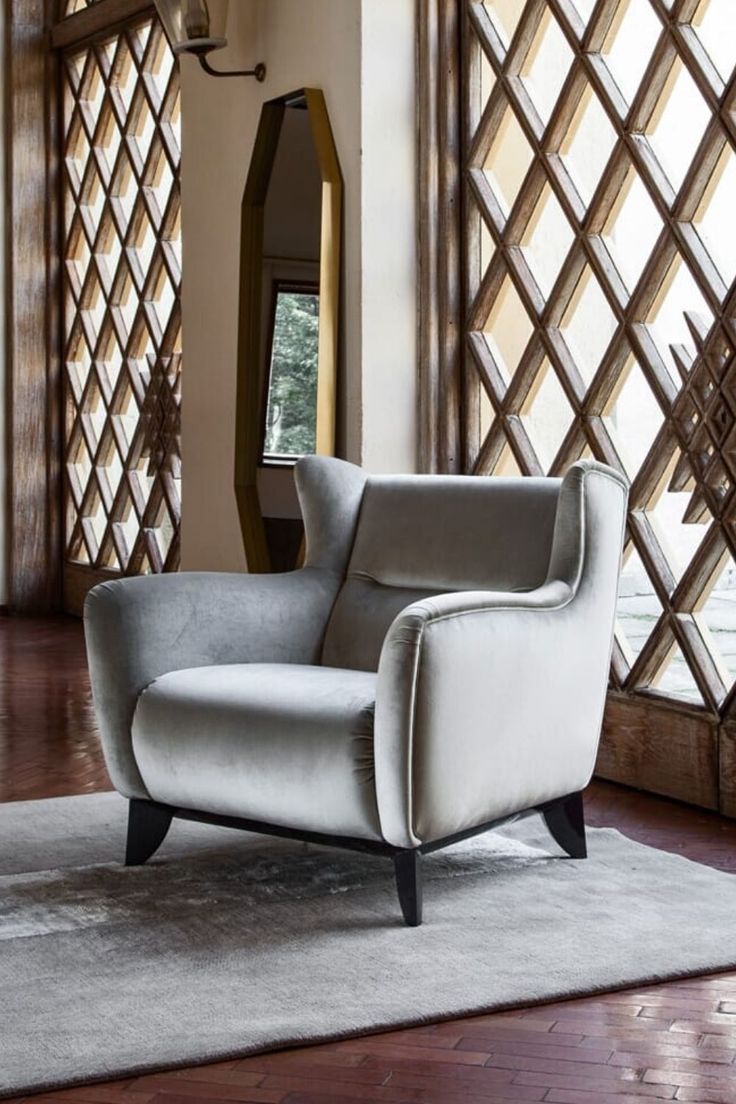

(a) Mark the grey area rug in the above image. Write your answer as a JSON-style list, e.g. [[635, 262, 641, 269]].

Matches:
[[2, 792, 736, 1097]]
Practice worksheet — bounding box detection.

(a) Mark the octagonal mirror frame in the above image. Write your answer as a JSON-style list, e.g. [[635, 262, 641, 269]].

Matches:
[[234, 87, 342, 572]]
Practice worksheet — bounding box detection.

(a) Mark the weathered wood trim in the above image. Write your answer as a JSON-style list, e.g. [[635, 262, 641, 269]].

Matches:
[[596, 691, 719, 810], [5, 0, 63, 612], [51, 0, 154, 49], [718, 722, 736, 819], [417, 0, 462, 474], [62, 562, 116, 617]]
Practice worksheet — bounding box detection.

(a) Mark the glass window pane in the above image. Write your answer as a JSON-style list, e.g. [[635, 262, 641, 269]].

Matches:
[[264, 288, 320, 458]]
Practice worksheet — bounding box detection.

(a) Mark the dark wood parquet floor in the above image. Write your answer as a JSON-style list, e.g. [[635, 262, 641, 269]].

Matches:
[[2, 615, 736, 1104]]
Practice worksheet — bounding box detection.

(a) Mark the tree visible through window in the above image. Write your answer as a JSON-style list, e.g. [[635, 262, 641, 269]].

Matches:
[[263, 284, 320, 459]]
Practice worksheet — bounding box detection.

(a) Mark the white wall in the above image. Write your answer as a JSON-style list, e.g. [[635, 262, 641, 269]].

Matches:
[[360, 0, 417, 474], [179, 2, 262, 572], [179, 0, 416, 571]]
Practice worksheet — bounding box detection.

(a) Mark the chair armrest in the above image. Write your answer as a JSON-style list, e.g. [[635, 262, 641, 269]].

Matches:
[[374, 461, 627, 848], [84, 567, 340, 798]]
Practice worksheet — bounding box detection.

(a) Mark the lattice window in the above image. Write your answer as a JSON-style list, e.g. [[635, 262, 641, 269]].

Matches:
[[463, 0, 736, 714], [63, 0, 106, 13], [61, 13, 182, 577]]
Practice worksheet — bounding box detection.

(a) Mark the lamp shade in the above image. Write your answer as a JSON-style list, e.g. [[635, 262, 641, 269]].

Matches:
[[154, 0, 229, 54]]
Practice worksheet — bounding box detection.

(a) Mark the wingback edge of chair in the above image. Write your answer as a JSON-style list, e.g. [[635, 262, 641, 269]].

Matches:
[[83, 456, 367, 798], [373, 460, 629, 849]]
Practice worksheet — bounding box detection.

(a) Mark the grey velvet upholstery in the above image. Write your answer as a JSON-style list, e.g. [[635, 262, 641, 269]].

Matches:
[[322, 475, 561, 670], [85, 457, 627, 848], [133, 664, 379, 838]]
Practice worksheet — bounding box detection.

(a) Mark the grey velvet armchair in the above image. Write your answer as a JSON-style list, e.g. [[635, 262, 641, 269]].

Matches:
[[84, 457, 627, 925]]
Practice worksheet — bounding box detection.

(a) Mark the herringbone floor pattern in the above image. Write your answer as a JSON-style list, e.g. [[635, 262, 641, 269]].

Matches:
[[1, 615, 735, 1104]]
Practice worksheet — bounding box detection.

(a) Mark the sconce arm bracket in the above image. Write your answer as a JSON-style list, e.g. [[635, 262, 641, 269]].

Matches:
[[198, 55, 266, 81]]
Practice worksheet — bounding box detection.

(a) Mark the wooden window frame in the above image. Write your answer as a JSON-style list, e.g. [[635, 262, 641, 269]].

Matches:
[[5, 0, 181, 613], [4, 0, 152, 612], [418, 0, 736, 814]]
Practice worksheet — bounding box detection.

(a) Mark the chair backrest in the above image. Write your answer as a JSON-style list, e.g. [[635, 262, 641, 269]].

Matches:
[[320, 473, 562, 671]]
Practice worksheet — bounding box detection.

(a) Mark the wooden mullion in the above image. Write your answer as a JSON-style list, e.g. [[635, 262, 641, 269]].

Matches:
[[542, 328, 588, 408], [471, 417, 507, 475], [609, 633, 628, 690], [625, 613, 673, 693], [151, 193, 182, 291], [675, 524, 728, 612], [545, 417, 584, 476], [503, 415, 544, 477], [580, 0, 626, 53], [467, 333, 506, 410], [581, 332, 632, 416], [669, 22, 727, 115], [673, 612, 727, 712], [674, 117, 727, 222], [505, 247, 546, 319], [545, 154, 587, 228], [156, 308, 181, 370], [466, 247, 508, 334], [625, 422, 676, 514], [500, 336, 547, 415], [143, 531, 164, 576], [625, 32, 676, 135], [419, 0, 462, 472], [466, 79, 508, 171], [504, 0, 548, 77], [135, 59, 167, 144], [540, 247, 588, 329], [465, 2, 507, 75], [125, 528, 146, 574], [543, 62, 591, 153], [584, 413, 627, 474], [666, 0, 700, 22], [159, 198, 182, 288], [629, 506, 678, 599], [467, 167, 506, 239], [51, 0, 154, 51], [160, 468, 181, 524]]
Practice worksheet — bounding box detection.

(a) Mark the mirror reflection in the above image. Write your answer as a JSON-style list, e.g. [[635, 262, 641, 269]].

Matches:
[[260, 100, 323, 465], [235, 87, 341, 573], [263, 282, 320, 458]]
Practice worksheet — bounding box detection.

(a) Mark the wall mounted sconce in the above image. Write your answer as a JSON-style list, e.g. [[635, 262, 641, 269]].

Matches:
[[154, 0, 266, 80]]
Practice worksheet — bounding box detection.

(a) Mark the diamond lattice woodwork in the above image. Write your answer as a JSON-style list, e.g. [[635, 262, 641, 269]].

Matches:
[[463, 0, 736, 715], [61, 14, 182, 579], [63, 0, 105, 13]]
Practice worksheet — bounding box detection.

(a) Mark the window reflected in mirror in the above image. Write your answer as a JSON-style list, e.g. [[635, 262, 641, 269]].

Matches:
[[263, 281, 320, 461], [235, 87, 342, 572]]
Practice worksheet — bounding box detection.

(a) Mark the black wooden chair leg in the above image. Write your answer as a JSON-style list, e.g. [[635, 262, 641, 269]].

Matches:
[[541, 791, 587, 858], [125, 799, 173, 866], [393, 849, 423, 926]]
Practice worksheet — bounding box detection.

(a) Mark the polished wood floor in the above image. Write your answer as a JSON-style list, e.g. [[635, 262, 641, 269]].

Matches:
[[2, 615, 736, 1104]]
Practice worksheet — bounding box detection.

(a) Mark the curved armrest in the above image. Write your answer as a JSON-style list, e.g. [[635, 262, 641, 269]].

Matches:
[[84, 567, 340, 798], [374, 461, 627, 848]]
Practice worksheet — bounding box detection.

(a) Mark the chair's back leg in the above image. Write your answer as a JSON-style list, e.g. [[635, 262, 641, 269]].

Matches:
[[125, 799, 173, 866], [541, 791, 587, 858], [393, 849, 423, 926]]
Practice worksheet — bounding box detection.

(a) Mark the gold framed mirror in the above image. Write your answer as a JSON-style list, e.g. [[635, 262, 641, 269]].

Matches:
[[234, 88, 342, 572]]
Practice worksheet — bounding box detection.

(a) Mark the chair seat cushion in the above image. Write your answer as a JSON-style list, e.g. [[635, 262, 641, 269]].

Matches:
[[132, 663, 380, 840]]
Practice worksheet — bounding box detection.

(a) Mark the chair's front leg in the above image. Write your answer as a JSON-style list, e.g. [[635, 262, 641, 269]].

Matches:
[[393, 849, 423, 926], [541, 791, 587, 858], [125, 799, 173, 866]]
